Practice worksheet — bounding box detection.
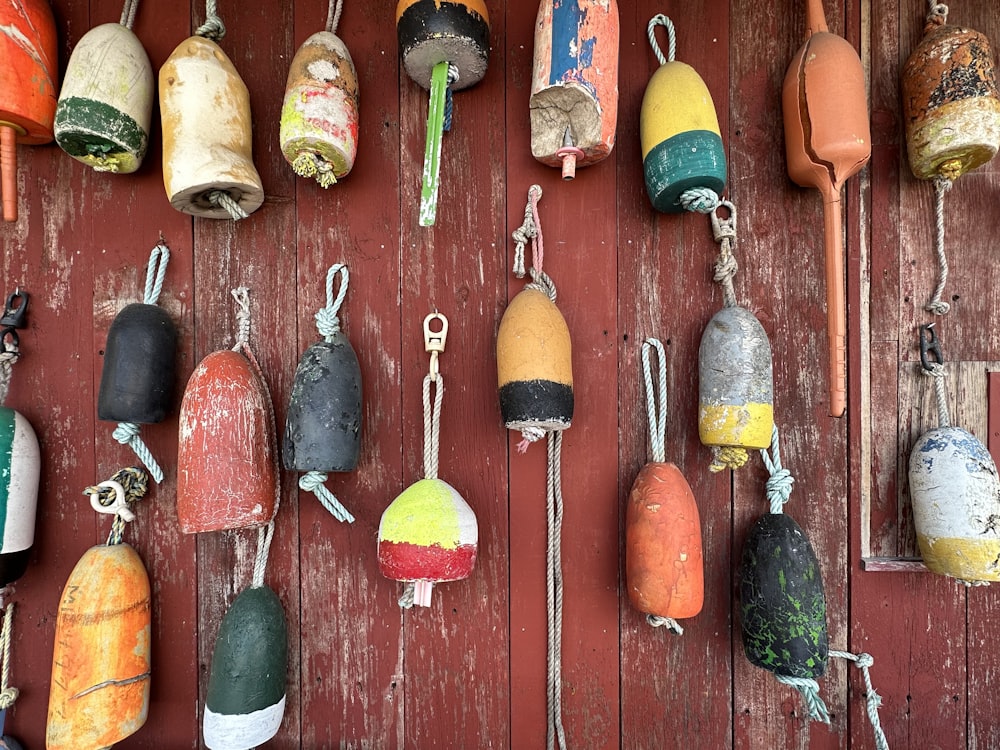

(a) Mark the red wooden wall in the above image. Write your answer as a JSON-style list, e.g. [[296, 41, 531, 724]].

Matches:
[[0, 0, 998, 747]]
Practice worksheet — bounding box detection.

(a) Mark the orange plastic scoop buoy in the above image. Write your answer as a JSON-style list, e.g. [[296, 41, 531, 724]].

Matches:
[[0, 0, 58, 222], [782, 0, 870, 418]]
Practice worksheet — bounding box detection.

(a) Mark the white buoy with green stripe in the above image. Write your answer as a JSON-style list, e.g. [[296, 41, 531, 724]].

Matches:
[[640, 15, 726, 213], [54, 1, 153, 174]]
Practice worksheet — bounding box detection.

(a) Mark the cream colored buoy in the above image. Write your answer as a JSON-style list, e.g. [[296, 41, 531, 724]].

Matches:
[[55, 17, 153, 174], [159, 10, 263, 219], [279, 0, 359, 188]]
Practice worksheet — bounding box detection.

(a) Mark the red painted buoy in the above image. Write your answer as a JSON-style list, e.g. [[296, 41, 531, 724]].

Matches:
[[0, 0, 58, 221], [177, 348, 276, 533]]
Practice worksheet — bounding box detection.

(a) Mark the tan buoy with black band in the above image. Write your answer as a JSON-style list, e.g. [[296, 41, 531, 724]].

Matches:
[[159, 3, 264, 220]]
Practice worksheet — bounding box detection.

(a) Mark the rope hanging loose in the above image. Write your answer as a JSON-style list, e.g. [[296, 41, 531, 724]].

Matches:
[[512, 185, 557, 303], [325, 0, 343, 34], [924, 176, 953, 315], [300, 263, 356, 523], [119, 0, 140, 29], [112, 242, 170, 484], [0, 601, 18, 712], [195, 0, 226, 41], [829, 650, 891, 750], [545, 430, 567, 750], [84, 467, 149, 545]]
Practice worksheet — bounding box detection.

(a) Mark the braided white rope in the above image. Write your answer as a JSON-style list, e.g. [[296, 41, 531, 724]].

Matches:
[[422, 374, 444, 480], [924, 177, 952, 315], [647, 14, 676, 66], [545, 430, 567, 750], [326, 0, 344, 33], [829, 650, 890, 750], [196, 0, 226, 40], [0, 602, 18, 711], [120, 0, 140, 28], [316, 263, 349, 340], [640, 338, 667, 464]]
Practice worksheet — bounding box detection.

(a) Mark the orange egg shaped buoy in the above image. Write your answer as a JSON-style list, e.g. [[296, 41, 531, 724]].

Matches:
[[626, 339, 703, 634], [782, 0, 870, 418], [0, 0, 58, 222], [177, 289, 276, 533]]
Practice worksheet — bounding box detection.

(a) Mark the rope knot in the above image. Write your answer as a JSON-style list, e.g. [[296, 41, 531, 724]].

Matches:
[[0, 686, 18, 709], [112, 421, 141, 443], [855, 652, 874, 669], [679, 187, 720, 214], [713, 253, 739, 286], [195, 15, 226, 42], [765, 467, 795, 512], [527, 270, 557, 303], [315, 307, 341, 337], [646, 614, 683, 635]]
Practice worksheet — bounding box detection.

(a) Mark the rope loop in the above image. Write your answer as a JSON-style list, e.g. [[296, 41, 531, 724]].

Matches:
[[647, 14, 677, 66], [760, 425, 795, 514], [512, 185, 543, 279], [325, 0, 344, 34], [299, 471, 355, 523], [641, 338, 668, 464], [252, 521, 275, 589], [0, 602, 17, 711], [646, 614, 683, 635], [679, 187, 720, 214], [316, 263, 349, 340], [527, 269, 558, 304], [119, 0, 140, 29], [422, 373, 444, 480], [0, 335, 18, 405], [143, 239, 170, 305], [775, 675, 831, 724], [231, 287, 251, 350], [207, 190, 247, 220], [195, 0, 226, 41]]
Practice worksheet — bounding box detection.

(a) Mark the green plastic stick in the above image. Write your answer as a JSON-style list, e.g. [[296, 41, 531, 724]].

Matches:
[[419, 61, 450, 227]]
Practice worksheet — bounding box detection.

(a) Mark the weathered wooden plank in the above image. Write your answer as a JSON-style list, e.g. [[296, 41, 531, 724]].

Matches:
[[291, 0, 406, 746], [395, 0, 509, 746], [617, 0, 734, 747]]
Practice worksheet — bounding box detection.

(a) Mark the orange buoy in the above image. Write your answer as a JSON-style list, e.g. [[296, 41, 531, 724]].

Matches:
[[782, 0, 870, 418], [0, 0, 58, 221], [177, 290, 276, 533], [626, 339, 703, 633]]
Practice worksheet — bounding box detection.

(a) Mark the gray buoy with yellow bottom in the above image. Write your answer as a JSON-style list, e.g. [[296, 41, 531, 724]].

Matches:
[[55, 18, 153, 174], [159, 7, 263, 220]]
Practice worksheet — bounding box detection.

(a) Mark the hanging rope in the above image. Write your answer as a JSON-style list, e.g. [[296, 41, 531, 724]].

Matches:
[[300, 263, 356, 523], [325, 0, 343, 34], [925, 0, 948, 26], [119, 0, 140, 29], [709, 201, 739, 310], [422, 374, 444, 480], [641, 339, 668, 464], [545, 429, 567, 750], [759, 425, 794, 515], [84, 467, 149, 545], [443, 64, 459, 132], [829, 650, 891, 750], [924, 176, 953, 315], [195, 0, 226, 41], [0, 601, 18, 712], [647, 14, 676, 67], [231, 287, 251, 351], [112, 242, 170, 484]]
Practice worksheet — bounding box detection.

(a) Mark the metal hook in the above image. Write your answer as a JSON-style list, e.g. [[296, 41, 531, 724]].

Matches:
[[88, 479, 136, 523], [0, 290, 27, 329], [423, 312, 448, 379], [919, 323, 943, 371]]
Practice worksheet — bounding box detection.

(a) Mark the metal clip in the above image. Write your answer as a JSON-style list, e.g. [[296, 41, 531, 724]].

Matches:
[[88, 479, 136, 523], [919, 323, 943, 371], [710, 200, 737, 244], [423, 312, 448, 379], [0, 290, 27, 329]]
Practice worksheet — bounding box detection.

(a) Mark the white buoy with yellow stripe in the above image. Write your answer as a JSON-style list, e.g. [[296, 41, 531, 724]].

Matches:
[[55, 0, 153, 174]]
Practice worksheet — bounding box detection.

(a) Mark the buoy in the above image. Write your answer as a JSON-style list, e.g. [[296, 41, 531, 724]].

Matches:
[[378, 313, 478, 607], [909, 325, 1000, 583], [902, 9, 1000, 181], [0, 291, 39, 588], [177, 290, 276, 533], [626, 339, 703, 633], [159, 6, 264, 220], [204, 585, 287, 750], [782, 0, 870, 418], [640, 15, 726, 213], [699, 304, 774, 471], [0, 0, 58, 222], [46, 543, 151, 750], [280, 0, 359, 188], [396, 0, 490, 226], [739, 510, 829, 679], [283, 264, 361, 522], [54, 13, 154, 174], [97, 242, 177, 484], [529, 0, 619, 180], [0, 407, 39, 589]]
